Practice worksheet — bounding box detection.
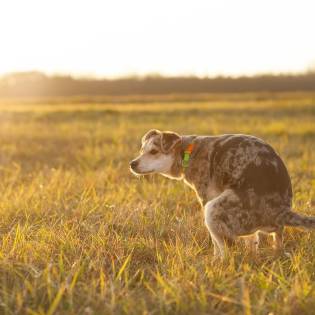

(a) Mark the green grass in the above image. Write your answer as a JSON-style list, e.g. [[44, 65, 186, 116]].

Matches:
[[0, 93, 314, 315]]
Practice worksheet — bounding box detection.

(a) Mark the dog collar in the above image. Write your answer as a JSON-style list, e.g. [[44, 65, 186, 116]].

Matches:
[[182, 143, 194, 168]]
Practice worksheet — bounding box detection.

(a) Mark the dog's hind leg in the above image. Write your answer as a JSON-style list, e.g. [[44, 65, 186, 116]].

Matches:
[[244, 232, 260, 254], [272, 226, 284, 251], [204, 189, 244, 260]]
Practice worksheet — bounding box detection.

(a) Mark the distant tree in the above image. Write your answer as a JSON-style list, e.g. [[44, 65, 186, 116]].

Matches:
[[0, 72, 315, 98]]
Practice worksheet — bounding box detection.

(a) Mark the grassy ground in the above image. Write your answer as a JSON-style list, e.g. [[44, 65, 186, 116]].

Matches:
[[0, 93, 314, 315]]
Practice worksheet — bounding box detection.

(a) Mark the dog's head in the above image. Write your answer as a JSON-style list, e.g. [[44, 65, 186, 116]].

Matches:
[[130, 129, 181, 177]]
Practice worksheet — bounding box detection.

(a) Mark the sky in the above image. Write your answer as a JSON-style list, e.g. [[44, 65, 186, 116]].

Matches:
[[0, 0, 315, 78]]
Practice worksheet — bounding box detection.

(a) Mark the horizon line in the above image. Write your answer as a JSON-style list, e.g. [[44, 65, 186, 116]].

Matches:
[[1, 69, 315, 81]]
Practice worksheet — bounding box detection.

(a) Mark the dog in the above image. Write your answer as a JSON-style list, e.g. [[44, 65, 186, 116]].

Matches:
[[130, 129, 315, 259]]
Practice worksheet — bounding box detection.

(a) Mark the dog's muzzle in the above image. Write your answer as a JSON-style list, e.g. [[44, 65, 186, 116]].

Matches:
[[129, 160, 139, 171]]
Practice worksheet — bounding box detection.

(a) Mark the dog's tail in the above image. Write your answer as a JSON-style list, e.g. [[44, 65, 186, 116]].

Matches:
[[279, 211, 315, 229]]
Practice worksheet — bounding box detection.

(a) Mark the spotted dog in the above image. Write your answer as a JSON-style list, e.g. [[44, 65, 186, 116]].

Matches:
[[130, 129, 315, 259]]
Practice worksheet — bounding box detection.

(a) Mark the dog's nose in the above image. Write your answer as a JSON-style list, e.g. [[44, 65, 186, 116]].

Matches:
[[130, 160, 139, 169]]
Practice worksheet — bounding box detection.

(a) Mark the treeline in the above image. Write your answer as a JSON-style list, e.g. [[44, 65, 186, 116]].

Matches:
[[0, 72, 315, 98]]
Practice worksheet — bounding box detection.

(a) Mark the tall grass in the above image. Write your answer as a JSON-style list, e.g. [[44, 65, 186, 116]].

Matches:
[[0, 93, 314, 314]]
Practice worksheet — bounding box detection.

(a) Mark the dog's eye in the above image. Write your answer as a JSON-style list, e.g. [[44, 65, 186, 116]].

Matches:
[[150, 149, 158, 155]]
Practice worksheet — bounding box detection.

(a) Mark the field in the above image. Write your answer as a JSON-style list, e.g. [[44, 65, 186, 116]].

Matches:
[[0, 93, 314, 315]]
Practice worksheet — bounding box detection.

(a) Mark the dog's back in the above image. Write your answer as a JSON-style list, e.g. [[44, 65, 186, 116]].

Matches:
[[209, 134, 292, 214]]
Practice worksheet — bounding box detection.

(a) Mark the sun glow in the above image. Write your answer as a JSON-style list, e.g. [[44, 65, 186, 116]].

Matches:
[[0, 0, 314, 77]]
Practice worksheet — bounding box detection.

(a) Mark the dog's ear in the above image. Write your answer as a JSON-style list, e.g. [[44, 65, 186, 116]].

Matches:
[[161, 131, 181, 153], [142, 129, 161, 144]]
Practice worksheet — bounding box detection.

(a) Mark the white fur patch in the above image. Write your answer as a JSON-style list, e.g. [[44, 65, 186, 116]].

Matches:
[[136, 153, 174, 174]]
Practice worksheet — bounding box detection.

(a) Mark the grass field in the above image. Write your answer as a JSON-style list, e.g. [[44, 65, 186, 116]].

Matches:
[[0, 93, 314, 315]]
